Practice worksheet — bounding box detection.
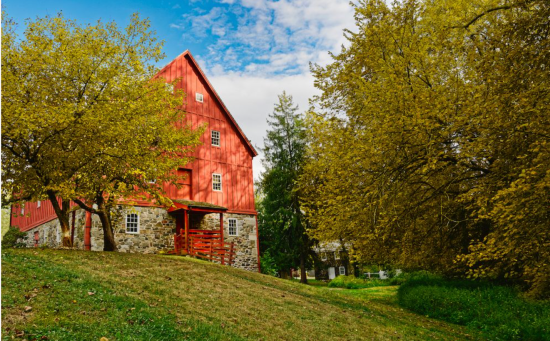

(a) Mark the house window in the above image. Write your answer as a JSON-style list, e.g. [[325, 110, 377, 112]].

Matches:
[[196, 92, 204, 103], [211, 130, 220, 147], [126, 213, 139, 234], [321, 252, 327, 261], [212, 173, 222, 191], [335, 251, 340, 260], [228, 219, 238, 236], [339, 266, 346, 276], [37, 200, 41, 208]]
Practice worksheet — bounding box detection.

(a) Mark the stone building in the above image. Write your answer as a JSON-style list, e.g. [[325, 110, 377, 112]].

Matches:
[[11, 51, 260, 272]]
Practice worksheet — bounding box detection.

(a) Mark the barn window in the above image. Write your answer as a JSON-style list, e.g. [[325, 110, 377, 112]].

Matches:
[[228, 219, 238, 236], [126, 213, 139, 234], [339, 266, 346, 276], [37, 200, 41, 208], [212, 173, 222, 191], [211, 130, 220, 147], [165, 83, 174, 93], [21, 204, 25, 215], [196, 92, 204, 103]]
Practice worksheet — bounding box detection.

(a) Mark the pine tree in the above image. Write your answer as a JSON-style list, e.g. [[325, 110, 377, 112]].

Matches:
[[258, 92, 312, 283]]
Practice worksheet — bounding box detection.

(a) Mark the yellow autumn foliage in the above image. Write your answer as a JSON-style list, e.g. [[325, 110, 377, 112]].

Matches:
[[300, 0, 550, 298]]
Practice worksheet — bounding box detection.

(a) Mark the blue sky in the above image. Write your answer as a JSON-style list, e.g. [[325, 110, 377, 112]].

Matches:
[[3, 0, 355, 178]]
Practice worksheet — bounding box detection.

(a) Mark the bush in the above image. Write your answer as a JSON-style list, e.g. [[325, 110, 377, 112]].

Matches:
[[259, 251, 278, 277], [398, 272, 550, 340], [328, 275, 393, 289], [2, 226, 27, 249]]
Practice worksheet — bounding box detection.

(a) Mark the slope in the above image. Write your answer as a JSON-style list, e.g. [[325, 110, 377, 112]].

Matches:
[[1, 249, 482, 340]]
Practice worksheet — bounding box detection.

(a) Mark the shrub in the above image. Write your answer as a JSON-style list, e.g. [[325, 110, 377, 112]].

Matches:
[[2, 226, 27, 249], [260, 251, 278, 277], [328, 275, 393, 289], [398, 272, 550, 340]]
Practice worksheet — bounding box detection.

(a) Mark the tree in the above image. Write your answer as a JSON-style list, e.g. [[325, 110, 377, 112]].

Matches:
[[2, 12, 203, 250], [300, 0, 550, 297], [258, 92, 312, 283]]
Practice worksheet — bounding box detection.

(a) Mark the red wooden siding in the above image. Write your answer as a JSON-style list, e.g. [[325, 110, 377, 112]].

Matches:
[[10, 200, 77, 232], [155, 51, 257, 214]]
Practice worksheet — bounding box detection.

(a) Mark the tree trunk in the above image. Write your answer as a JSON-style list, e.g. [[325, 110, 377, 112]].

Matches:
[[74, 195, 117, 251], [97, 209, 116, 251], [300, 251, 308, 284], [46, 190, 73, 247]]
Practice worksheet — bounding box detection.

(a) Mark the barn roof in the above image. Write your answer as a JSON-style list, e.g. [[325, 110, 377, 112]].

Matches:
[[157, 50, 258, 157]]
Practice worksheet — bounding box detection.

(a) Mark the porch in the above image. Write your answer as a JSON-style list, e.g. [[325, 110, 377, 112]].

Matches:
[[167, 200, 235, 265]]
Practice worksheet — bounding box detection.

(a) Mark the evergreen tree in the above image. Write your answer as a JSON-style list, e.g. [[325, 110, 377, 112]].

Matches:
[[258, 92, 312, 283]]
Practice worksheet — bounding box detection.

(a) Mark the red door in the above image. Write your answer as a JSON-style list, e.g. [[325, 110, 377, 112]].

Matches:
[[174, 169, 192, 200]]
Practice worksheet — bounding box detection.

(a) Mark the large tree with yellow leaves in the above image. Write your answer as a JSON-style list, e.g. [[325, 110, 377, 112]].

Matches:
[[300, 0, 549, 297], [2, 13, 203, 250]]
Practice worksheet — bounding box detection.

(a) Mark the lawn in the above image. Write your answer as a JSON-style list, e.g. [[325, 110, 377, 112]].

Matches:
[[2, 249, 483, 340]]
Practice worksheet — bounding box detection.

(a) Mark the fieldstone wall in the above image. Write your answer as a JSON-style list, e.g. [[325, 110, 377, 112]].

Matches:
[[192, 212, 258, 272], [110, 205, 176, 254], [18, 206, 259, 272], [21, 210, 87, 248]]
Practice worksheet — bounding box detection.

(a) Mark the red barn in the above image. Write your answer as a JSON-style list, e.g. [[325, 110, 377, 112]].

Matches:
[[10, 51, 260, 272]]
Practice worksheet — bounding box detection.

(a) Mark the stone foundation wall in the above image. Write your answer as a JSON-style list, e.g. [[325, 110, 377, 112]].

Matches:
[[194, 212, 258, 272], [18, 206, 259, 272]]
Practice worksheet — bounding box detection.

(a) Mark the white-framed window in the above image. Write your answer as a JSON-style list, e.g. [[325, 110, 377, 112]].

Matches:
[[211, 130, 220, 147], [339, 266, 346, 276], [126, 213, 140, 234], [228, 219, 238, 236], [196, 92, 204, 103], [212, 173, 222, 191], [165, 83, 174, 93], [37, 200, 41, 208]]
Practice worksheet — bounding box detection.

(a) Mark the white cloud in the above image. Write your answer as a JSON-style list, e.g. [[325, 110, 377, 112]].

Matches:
[[177, 0, 354, 76]]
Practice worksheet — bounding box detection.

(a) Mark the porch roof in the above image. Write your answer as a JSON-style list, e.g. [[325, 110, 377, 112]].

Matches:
[[168, 199, 228, 214]]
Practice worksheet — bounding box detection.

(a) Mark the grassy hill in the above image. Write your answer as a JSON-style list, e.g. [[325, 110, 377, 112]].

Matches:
[[1, 249, 482, 341]]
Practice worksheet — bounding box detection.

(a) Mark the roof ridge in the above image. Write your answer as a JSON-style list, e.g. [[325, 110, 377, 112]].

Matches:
[[157, 50, 258, 157]]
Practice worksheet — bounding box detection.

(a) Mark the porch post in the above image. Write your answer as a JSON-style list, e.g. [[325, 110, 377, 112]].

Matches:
[[184, 210, 189, 253], [84, 211, 92, 251], [220, 212, 224, 244]]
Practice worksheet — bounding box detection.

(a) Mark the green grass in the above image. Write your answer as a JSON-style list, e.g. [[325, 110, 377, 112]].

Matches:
[[2, 249, 484, 340], [328, 275, 396, 289], [397, 272, 550, 341]]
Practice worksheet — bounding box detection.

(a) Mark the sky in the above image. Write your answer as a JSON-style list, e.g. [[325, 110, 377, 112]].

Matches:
[[3, 0, 355, 180]]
